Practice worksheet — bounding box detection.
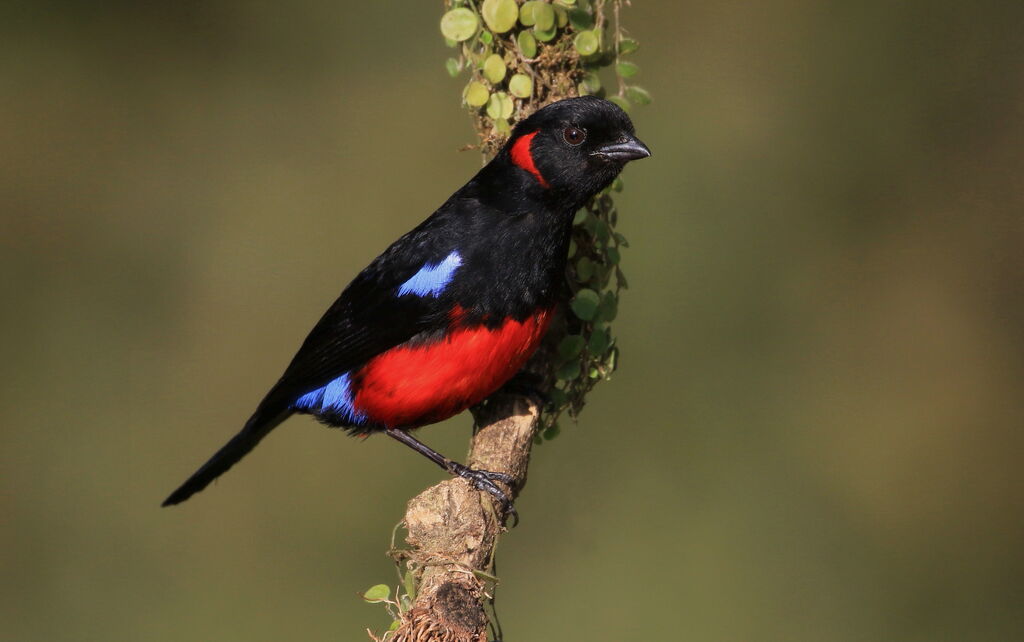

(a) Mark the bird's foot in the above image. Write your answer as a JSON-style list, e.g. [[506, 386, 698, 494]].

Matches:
[[448, 462, 519, 527]]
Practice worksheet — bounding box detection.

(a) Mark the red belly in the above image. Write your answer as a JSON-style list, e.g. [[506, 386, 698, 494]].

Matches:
[[352, 309, 552, 428]]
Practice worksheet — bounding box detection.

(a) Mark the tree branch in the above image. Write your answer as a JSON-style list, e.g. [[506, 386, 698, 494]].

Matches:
[[390, 392, 540, 642]]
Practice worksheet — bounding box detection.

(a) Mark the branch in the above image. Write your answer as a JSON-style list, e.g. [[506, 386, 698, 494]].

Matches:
[[390, 392, 540, 642]]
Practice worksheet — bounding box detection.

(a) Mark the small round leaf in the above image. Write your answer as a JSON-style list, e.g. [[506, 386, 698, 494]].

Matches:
[[519, 1, 539, 27], [568, 8, 594, 31], [616, 61, 639, 77], [494, 91, 513, 119], [557, 360, 581, 380], [440, 8, 479, 42], [619, 37, 640, 54], [509, 73, 533, 98], [626, 86, 652, 105], [481, 0, 519, 34], [445, 58, 461, 78], [517, 30, 537, 58], [533, 3, 555, 31], [571, 288, 600, 321], [486, 93, 503, 119], [573, 30, 599, 56], [558, 335, 586, 360], [362, 584, 391, 603], [483, 54, 506, 83], [554, 5, 569, 28], [465, 81, 490, 107], [534, 25, 557, 42]]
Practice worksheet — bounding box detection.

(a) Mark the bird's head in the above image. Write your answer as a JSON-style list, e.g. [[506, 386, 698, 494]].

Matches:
[[500, 96, 650, 206]]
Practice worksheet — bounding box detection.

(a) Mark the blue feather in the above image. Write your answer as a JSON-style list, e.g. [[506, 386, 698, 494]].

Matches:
[[397, 251, 462, 297], [293, 372, 365, 423]]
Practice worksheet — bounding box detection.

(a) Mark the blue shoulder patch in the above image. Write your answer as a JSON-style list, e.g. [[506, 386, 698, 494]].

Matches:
[[397, 251, 463, 297], [293, 372, 365, 423]]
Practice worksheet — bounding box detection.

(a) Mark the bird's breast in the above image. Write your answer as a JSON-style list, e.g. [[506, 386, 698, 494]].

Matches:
[[350, 307, 553, 428]]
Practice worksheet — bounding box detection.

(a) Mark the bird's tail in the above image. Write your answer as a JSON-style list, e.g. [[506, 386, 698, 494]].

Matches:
[[161, 407, 290, 507]]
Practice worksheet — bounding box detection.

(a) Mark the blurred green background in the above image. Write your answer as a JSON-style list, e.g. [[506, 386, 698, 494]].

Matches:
[[3, 1, 1023, 640]]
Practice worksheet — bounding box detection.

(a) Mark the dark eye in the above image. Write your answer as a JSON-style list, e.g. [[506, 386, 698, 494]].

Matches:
[[562, 126, 586, 146]]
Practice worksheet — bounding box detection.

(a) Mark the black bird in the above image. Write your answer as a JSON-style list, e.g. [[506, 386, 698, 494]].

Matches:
[[163, 97, 650, 515]]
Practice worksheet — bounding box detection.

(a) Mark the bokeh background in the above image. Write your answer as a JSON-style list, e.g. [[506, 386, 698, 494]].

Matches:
[[4, 1, 1023, 640]]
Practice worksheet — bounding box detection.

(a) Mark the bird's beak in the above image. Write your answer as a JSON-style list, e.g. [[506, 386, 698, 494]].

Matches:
[[593, 135, 652, 162]]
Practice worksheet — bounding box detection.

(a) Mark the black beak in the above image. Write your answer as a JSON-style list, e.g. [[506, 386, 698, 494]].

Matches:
[[593, 135, 652, 162]]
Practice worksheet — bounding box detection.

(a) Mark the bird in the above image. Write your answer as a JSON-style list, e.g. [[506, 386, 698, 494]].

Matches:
[[162, 96, 650, 517]]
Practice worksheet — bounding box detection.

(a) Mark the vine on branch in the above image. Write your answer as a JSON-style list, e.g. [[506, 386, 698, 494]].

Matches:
[[364, 1, 648, 638]]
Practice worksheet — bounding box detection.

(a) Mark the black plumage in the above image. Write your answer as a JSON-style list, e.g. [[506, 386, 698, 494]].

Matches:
[[163, 97, 650, 509]]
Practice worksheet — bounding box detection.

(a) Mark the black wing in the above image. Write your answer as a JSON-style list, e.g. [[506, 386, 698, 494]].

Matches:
[[162, 206, 460, 506], [254, 210, 457, 415]]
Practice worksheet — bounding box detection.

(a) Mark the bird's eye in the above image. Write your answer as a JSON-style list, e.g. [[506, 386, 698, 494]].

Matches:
[[562, 126, 586, 146]]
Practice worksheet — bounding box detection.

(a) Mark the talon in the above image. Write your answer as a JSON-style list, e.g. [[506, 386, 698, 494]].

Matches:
[[451, 465, 520, 526]]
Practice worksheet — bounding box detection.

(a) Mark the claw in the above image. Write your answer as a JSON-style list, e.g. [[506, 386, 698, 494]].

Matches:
[[450, 464, 519, 526]]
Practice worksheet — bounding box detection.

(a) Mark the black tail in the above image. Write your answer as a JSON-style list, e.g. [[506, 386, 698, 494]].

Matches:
[[162, 408, 290, 506]]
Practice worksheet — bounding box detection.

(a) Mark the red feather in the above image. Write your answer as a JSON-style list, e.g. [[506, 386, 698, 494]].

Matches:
[[352, 309, 552, 427], [510, 131, 550, 188]]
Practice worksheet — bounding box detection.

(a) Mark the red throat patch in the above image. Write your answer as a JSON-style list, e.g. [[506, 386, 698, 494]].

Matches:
[[510, 131, 550, 188]]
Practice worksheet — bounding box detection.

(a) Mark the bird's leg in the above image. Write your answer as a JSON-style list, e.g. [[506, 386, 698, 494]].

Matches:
[[385, 428, 519, 525]]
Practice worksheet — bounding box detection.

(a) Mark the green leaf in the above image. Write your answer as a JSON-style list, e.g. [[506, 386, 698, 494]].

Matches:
[[572, 209, 589, 225], [568, 8, 594, 31], [479, 30, 494, 45], [595, 291, 618, 323], [558, 335, 586, 360], [548, 387, 568, 407], [611, 176, 623, 192], [555, 0, 577, 5], [554, 5, 569, 28], [440, 8, 479, 42], [576, 256, 594, 281], [445, 58, 461, 78], [607, 95, 631, 111], [543, 423, 561, 440], [626, 86, 652, 105], [570, 288, 600, 321], [594, 217, 610, 244], [362, 584, 391, 603], [388, 620, 401, 632], [465, 81, 490, 107], [573, 30, 599, 56], [403, 569, 417, 602], [534, 24, 557, 42], [509, 73, 533, 98], [494, 117, 511, 135], [588, 326, 610, 355], [481, 0, 519, 33], [517, 30, 537, 58], [614, 231, 629, 247], [483, 54, 506, 83], [616, 61, 639, 77], [619, 37, 640, 54], [519, 1, 539, 26], [486, 92, 502, 119], [497, 91, 514, 119], [605, 246, 620, 265], [581, 71, 602, 94], [557, 360, 581, 380], [533, 3, 555, 31]]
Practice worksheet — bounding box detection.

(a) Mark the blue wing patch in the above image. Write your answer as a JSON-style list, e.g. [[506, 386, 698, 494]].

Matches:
[[293, 372, 366, 423], [397, 251, 462, 297]]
